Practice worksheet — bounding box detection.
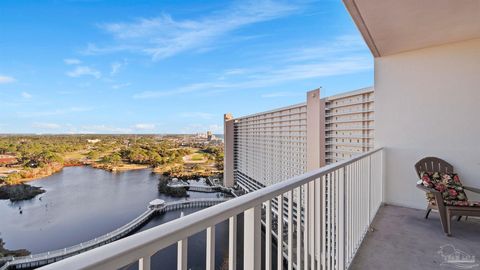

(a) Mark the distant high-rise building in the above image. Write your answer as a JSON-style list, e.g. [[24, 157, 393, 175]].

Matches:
[[223, 87, 374, 189]]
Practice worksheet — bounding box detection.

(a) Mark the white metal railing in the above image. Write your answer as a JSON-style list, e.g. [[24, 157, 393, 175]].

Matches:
[[39, 148, 384, 270]]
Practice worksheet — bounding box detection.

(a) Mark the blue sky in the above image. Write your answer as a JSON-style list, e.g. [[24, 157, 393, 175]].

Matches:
[[0, 0, 373, 134]]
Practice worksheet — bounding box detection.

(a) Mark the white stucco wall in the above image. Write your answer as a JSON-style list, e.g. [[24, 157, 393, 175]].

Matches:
[[375, 38, 480, 209]]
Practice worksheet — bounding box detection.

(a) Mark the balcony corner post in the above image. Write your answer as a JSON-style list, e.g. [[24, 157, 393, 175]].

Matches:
[[244, 205, 261, 270]]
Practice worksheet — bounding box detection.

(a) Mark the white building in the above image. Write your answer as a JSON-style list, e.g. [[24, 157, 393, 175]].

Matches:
[[224, 87, 374, 190]]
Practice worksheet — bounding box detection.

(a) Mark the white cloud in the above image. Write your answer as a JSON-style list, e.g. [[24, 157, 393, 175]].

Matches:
[[79, 125, 132, 134], [224, 68, 247, 76], [57, 90, 76, 95], [64, 123, 159, 134], [66, 66, 101, 79], [179, 112, 214, 120], [132, 35, 372, 98], [272, 35, 367, 63], [110, 60, 126, 75], [64, 58, 82, 65], [133, 82, 233, 99], [261, 91, 303, 98], [21, 92, 33, 99], [86, 0, 301, 60], [133, 56, 371, 98], [134, 123, 156, 130], [70, 107, 92, 112], [18, 107, 93, 118], [32, 122, 61, 129], [0, 75, 15, 84], [112, 82, 131, 89], [181, 123, 222, 134]]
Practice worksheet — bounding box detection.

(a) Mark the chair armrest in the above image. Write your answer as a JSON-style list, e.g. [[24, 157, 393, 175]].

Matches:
[[416, 184, 445, 207], [464, 186, 480, 194], [416, 184, 439, 194]]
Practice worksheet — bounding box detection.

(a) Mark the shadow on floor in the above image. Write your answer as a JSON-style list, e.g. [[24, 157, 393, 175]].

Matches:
[[350, 205, 480, 270]]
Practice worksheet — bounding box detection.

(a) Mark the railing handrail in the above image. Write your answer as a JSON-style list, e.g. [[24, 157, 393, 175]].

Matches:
[[40, 148, 383, 270]]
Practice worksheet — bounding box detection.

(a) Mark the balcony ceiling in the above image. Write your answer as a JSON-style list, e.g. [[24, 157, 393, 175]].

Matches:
[[343, 0, 480, 57]]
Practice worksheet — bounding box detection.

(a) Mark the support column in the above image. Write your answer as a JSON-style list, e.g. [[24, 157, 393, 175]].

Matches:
[[224, 113, 235, 187], [229, 216, 237, 270], [244, 205, 261, 270], [306, 88, 324, 268], [139, 256, 151, 270], [306, 88, 324, 170], [177, 239, 188, 270], [206, 226, 215, 270]]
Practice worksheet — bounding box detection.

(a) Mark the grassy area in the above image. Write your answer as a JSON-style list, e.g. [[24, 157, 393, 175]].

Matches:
[[63, 150, 88, 160], [190, 153, 204, 161], [0, 135, 223, 184]]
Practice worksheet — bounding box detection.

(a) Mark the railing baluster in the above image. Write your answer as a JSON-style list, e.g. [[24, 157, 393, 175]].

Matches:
[[315, 178, 321, 270], [356, 161, 360, 250], [321, 175, 326, 270], [309, 180, 315, 270], [277, 194, 284, 270], [367, 156, 372, 224], [266, 200, 272, 270], [244, 205, 261, 270], [206, 226, 215, 270], [352, 162, 356, 253], [339, 168, 345, 270], [288, 191, 293, 270], [368, 155, 372, 223], [333, 171, 338, 270], [353, 163, 356, 262], [331, 172, 335, 270], [138, 256, 150, 270], [346, 165, 350, 263], [296, 186, 302, 270], [177, 238, 188, 270], [328, 173, 332, 270], [229, 216, 237, 270], [303, 183, 309, 270], [336, 170, 341, 269], [361, 159, 365, 237]]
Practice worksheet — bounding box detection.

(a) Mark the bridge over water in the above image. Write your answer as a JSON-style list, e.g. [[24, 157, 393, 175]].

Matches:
[[167, 181, 233, 193], [0, 198, 228, 270]]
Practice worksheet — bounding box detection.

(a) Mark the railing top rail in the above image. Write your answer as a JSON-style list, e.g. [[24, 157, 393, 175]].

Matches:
[[40, 148, 383, 270]]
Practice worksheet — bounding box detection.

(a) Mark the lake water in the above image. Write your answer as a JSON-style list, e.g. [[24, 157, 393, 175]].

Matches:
[[0, 166, 277, 269]]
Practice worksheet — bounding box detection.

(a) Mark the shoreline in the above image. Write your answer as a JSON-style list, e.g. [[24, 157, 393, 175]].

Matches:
[[2, 163, 154, 185], [91, 163, 150, 172], [0, 164, 156, 202]]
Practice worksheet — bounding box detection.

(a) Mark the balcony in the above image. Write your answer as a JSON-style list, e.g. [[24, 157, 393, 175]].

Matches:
[[38, 149, 384, 270], [351, 205, 480, 270], [25, 151, 480, 270]]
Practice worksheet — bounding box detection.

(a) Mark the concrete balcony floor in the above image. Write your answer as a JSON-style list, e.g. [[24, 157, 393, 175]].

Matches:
[[350, 205, 480, 270]]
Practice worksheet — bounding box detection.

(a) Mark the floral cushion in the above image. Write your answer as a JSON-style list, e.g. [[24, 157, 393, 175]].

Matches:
[[443, 200, 480, 207], [418, 171, 478, 207]]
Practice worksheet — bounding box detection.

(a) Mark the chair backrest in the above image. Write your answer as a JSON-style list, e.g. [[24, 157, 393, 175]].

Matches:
[[415, 157, 454, 178]]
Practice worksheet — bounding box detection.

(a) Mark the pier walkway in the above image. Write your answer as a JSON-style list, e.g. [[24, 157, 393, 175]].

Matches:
[[0, 198, 227, 270], [167, 181, 234, 193]]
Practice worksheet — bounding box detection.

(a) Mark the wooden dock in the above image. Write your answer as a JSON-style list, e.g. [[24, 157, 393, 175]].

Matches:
[[0, 198, 228, 270]]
